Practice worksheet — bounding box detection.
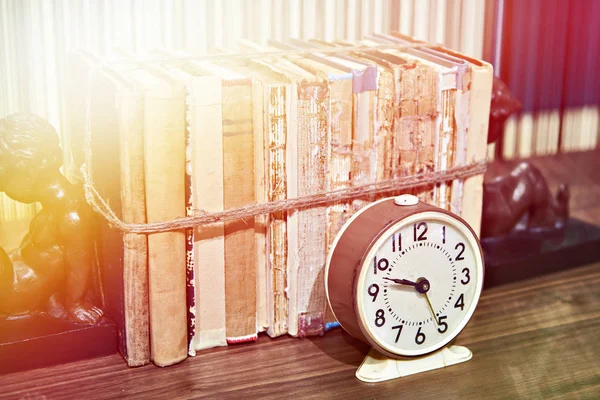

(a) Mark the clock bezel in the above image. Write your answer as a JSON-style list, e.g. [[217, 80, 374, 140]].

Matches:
[[354, 210, 484, 358]]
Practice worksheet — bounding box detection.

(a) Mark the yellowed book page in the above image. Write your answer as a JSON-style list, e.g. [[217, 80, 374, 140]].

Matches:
[[286, 82, 299, 337], [252, 78, 268, 333], [264, 83, 289, 337], [295, 81, 329, 337], [222, 79, 257, 342], [135, 69, 187, 367], [188, 76, 227, 351], [326, 78, 353, 249]]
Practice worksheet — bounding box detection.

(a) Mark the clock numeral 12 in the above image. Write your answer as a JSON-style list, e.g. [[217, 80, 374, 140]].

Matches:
[[413, 222, 428, 241], [392, 232, 402, 252]]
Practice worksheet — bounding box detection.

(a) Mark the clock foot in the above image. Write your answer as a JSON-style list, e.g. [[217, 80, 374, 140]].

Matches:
[[355, 345, 473, 383]]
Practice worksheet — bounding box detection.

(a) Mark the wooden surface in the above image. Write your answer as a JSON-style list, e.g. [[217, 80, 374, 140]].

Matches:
[[1, 262, 599, 399], [1, 150, 599, 399]]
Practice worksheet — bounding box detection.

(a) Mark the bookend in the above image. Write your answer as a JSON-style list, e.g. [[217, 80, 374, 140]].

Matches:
[[356, 346, 472, 383], [0, 114, 114, 374]]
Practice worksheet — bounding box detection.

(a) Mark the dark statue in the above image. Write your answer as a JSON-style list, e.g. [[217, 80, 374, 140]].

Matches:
[[0, 113, 103, 324], [481, 77, 569, 238]]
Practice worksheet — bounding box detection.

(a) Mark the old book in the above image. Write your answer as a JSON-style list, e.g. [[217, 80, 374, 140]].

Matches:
[[126, 66, 188, 367], [385, 33, 471, 215], [273, 42, 353, 333], [161, 60, 228, 354], [195, 62, 257, 343], [72, 55, 150, 367], [420, 44, 494, 234], [294, 39, 378, 212]]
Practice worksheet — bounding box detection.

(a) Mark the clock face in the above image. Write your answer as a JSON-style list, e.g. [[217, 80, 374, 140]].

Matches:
[[355, 211, 483, 357]]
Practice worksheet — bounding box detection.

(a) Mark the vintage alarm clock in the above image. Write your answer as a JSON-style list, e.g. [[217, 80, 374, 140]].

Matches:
[[325, 194, 484, 382]]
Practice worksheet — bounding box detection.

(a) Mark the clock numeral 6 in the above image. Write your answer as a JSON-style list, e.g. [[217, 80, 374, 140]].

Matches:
[[373, 257, 389, 275], [454, 294, 465, 311], [367, 283, 379, 302], [415, 326, 426, 345], [413, 222, 428, 241], [437, 315, 448, 333], [375, 309, 386, 327]]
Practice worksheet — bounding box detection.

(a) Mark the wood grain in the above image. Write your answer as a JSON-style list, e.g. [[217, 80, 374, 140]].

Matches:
[[2, 262, 599, 399], [1, 152, 598, 399]]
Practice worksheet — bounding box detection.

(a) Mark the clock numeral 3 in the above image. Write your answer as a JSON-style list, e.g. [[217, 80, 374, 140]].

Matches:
[[413, 222, 428, 241], [392, 232, 402, 252], [392, 325, 403, 343], [455, 242, 465, 261], [367, 284, 379, 302], [461, 268, 470, 285], [373, 257, 389, 275], [437, 315, 448, 333], [454, 294, 465, 311], [375, 309, 386, 327], [415, 326, 426, 345]]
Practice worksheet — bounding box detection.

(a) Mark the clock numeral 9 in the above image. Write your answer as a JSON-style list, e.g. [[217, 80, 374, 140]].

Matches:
[[373, 257, 389, 275], [392, 325, 403, 343], [391, 232, 402, 252], [367, 284, 379, 302], [454, 294, 465, 311], [413, 222, 428, 241], [461, 268, 470, 285], [437, 315, 448, 333], [415, 326, 426, 345], [375, 309, 386, 327], [455, 242, 465, 261]]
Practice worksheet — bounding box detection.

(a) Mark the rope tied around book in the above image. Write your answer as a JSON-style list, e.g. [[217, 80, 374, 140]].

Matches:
[[80, 46, 487, 235], [82, 160, 487, 234]]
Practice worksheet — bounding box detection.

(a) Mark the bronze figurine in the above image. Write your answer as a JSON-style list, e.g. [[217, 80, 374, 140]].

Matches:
[[0, 113, 103, 324], [481, 77, 569, 238]]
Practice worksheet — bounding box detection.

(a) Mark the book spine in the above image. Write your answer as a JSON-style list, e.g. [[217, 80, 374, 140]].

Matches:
[[450, 71, 470, 216], [265, 83, 289, 337], [286, 81, 299, 337], [436, 82, 457, 210], [222, 79, 257, 342], [189, 76, 227, 353], [373, 68, 395, 183], [351, 73, 376, 211], [326, 78, 353, 249], [117, 88, 150, 366], [295, 81, 329, 337], [462, 62, 493, 235], [252, 78, 268, 334], [144, 86, 188, 367], [323, 77, 352, 327]]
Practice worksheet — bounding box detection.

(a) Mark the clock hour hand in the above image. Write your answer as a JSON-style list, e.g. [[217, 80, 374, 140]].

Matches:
[[382, 277, 418, 287]]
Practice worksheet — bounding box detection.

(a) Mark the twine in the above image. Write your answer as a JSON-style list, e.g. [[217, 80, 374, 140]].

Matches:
[[82, 161, 486, 234], [81, 42, 486, 235]]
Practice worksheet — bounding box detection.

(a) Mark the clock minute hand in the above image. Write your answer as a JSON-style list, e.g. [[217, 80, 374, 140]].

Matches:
[[382, 277, 418, 287]]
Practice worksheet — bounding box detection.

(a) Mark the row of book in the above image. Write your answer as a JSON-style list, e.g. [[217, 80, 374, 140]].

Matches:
[[66, 33, 493, 367]]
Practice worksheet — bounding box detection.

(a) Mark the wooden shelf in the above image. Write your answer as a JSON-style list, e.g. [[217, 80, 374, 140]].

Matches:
[[1, 150, 599, 398], [2, 262, 599, 399]]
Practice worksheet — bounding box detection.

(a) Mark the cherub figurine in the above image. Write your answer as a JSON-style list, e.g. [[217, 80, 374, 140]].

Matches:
[[0, 113, 103, 324], [481, 78, 569, 238]]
